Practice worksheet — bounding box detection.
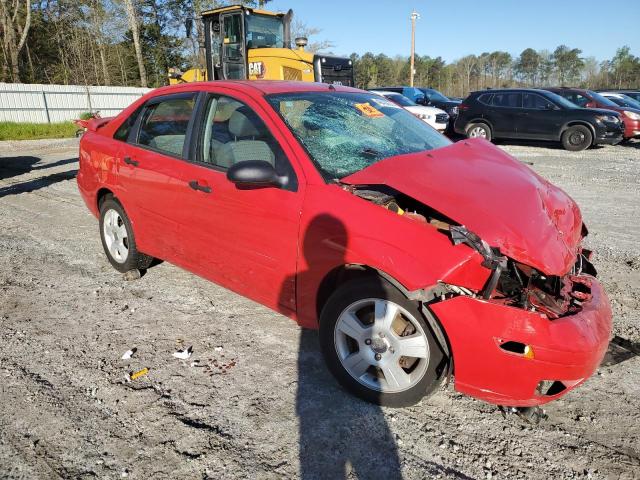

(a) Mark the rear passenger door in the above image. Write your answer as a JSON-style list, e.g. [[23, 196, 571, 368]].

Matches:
[[173, 92, 303, 313], [119, 92, 198, 260], [487, 92, 522, 137]]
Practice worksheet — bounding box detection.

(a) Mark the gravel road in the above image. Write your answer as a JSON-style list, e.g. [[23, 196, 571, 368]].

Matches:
[[1, 138, 639, 480]]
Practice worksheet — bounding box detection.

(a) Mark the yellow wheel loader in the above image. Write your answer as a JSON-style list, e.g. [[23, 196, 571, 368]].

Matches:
[[169, 5, 354, 86]]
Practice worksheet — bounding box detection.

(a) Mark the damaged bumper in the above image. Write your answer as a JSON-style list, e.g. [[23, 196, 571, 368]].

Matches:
[[429, 276, 612, 406]]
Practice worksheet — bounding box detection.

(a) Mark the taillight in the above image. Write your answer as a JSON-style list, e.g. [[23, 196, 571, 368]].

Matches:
[[458, 104, 469, 112]]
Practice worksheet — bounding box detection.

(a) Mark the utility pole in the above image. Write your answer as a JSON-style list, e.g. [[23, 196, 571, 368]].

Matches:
[[409, 10, 420, 87]]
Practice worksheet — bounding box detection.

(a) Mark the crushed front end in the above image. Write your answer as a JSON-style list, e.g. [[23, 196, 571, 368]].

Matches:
[[431, 226, 612, 407]]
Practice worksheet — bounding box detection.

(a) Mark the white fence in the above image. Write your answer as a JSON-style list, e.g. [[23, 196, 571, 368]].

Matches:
[[0, 83, 153, 123]]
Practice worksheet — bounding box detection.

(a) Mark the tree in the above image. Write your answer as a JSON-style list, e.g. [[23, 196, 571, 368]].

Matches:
[[0, 0, 31, 82], [122, 0, 147, 87], [515, 48, 541, 86], [292, 18, 333, 53], [553, 45, 584, 85], [611, 46, 640, 88]]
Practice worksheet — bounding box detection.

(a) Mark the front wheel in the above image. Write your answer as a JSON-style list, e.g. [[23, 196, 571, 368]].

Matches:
[[561, 125, 592, 151], [465, 122, 492, 142], [319, 277, 446, 407]]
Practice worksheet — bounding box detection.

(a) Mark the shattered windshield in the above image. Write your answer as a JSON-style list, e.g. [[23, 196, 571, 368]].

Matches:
[[266, 92, 451, 180]]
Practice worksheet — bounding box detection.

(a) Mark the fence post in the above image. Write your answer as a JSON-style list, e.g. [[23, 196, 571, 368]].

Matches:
[[41, 91, 51, 123], [86, 86, 93, 114]]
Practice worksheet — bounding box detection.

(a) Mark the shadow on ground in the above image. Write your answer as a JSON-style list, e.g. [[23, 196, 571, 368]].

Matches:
[[0, 155, 78, 198]]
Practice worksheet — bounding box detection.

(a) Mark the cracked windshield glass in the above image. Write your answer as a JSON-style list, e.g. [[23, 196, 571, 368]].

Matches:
[[267, 92, 451, 180]]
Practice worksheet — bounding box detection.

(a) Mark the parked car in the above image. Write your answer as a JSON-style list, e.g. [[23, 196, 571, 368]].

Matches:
[[546, 87, 640, 140], [598, 92, 640, 110], [371, 90, 449, 132], [78, 81, 611, 409], [369, 86, 461, 125], [596, 89, 640, 103], [454, 88, 624, 151]]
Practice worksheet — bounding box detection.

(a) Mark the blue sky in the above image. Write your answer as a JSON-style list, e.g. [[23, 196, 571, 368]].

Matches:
[[268, 0, 639, 61]]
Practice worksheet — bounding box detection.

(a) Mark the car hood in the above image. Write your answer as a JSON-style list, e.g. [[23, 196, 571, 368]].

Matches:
[[406, 105, 447, 116], [342, 139, 583, 276]]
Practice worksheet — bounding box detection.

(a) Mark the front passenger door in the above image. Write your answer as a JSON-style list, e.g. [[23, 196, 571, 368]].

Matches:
[[519, 93, 563, 139], [174, 93, 303, 313]]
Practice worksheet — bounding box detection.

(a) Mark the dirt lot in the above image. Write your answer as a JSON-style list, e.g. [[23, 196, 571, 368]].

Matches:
[[1, 137, 639, 480]]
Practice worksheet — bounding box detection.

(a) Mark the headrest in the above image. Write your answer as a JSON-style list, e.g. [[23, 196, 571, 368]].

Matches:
[[229, 108, 262, 138]]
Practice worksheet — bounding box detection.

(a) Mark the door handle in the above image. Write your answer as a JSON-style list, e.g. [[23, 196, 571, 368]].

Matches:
[[189, 180, 212, 193], [123, 156, 139, 167]]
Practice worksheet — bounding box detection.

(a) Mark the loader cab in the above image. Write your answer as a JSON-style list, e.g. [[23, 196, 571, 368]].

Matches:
[[203, 6, 292, 81], [201, 5, 354, 86]]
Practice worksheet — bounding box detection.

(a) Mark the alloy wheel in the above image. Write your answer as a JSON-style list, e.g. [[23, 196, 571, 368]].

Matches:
[[334, 298, 430, 393], [103, 209, 129, 263]]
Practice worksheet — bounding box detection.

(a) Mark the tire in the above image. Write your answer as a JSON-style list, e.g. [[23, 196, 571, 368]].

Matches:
[[99, 196, 153, 273], [465, 122, 492, 141], [561, 125, 592, 151], [319, 277, 446, 407]]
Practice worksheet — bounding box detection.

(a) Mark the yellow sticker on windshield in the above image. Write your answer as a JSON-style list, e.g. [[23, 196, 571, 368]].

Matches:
[[355, 102, 384, 118]]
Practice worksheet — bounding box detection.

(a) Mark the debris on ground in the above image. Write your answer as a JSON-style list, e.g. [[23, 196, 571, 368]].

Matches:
[[121, 347, 137, 360], [129, 368, 149, 381], [172, 346, 193, 360]]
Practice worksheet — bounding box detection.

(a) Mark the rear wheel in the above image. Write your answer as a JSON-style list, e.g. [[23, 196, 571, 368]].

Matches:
[[561, 125, 592, 151], [319, 277, 446, 407], [465, 122, 492, 141], [99, 197, 153, 273]]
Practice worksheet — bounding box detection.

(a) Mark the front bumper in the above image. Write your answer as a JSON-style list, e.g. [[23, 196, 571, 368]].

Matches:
[[430, 276, 612, 406]]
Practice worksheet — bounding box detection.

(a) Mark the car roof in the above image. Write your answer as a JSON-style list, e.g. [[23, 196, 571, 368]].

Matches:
[[546, 87, 589, 93], [470, 88, 554, 95], [150, 80, 363, 97]]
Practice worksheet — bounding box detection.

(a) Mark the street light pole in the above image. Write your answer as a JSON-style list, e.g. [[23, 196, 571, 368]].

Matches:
[[410, 10, 420, 87]]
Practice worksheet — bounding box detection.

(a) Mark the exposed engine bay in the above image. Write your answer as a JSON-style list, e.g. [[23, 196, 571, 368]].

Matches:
[[347, 184, 598, 320]]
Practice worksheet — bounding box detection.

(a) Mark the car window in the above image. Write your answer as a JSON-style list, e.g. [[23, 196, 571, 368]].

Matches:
[[491, 92, 522, 108], [137, 95, 196, 157], [477, 93, 493, 105], [402, 87, 424, 101], [568, 93, 590, 108], [523, 93, 553, 110], [385, 93, 416, 107], [267, 91, 450, 181], [199, 95, 297, 190], [114, 106, 143, 142]]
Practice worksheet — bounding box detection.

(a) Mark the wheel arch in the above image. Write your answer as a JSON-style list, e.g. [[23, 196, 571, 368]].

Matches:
[[96, 187, 114, 210], [560, 121, 596, 144], [315, 263, 452, 376]]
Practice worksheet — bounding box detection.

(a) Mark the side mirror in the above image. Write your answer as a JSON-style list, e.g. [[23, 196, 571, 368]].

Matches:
[[585, 101, 596, 108], [226, 160, 285, 188]]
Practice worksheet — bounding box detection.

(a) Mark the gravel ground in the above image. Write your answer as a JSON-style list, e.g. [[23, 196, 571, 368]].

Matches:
[[0, 137, 639, 480]]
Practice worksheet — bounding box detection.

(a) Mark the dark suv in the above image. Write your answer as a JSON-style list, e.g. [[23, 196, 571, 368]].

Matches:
[[454, 88, 624, 151]]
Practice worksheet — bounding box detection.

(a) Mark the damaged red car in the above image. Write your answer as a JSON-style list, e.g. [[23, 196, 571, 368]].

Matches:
[[77, 81, 612, 409]]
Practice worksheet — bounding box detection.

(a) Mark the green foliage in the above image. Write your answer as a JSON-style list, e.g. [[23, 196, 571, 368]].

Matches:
[[0, 122, 77, 141]]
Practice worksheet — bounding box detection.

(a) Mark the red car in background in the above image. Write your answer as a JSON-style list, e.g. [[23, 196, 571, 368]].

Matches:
[[77, 81, 612, 410], [547, 87, 640, 140]]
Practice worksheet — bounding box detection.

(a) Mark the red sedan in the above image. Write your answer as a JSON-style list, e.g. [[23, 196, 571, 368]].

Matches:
[[77, 81, 612, 409]]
